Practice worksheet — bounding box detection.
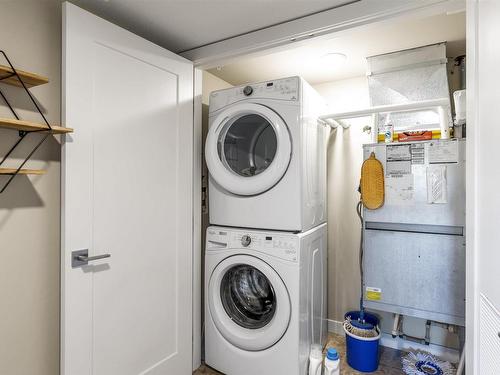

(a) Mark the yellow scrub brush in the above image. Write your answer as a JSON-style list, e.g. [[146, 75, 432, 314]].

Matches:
[[360, 152, 384, 210]]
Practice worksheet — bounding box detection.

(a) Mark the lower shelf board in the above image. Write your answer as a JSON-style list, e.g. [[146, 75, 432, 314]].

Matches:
[[0, 117, 73, 134], [0, 168, 46, 175]]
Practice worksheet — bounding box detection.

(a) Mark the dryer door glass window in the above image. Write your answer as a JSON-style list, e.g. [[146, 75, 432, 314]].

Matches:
[[218, 114, 277, 177], [220, 264, 276, 329]]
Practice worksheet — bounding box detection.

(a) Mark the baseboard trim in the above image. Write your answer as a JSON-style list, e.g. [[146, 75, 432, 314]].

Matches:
[[327, 319, 460, 363]]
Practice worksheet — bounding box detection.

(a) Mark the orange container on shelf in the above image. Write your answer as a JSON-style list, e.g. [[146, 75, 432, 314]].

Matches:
[[377, 129, 443, 143], [397, 131, 433, 142]]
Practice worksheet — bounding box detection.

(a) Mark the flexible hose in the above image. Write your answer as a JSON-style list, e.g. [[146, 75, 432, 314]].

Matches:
[[356, 200, 364, 320]]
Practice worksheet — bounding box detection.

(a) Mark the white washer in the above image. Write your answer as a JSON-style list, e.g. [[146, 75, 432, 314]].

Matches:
[[205, 76, 328, 232], [205, 224, 328, 375]]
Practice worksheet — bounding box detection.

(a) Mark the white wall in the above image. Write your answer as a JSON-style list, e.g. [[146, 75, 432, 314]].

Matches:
[[0, 1, 62, 374], [202, 71, 232, 106]]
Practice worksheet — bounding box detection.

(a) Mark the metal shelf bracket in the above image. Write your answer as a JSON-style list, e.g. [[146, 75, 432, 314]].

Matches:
[[0, 50, 53, 193]]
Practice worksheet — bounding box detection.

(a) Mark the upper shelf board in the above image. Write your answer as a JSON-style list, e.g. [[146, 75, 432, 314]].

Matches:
[[0, 118, 73, 134], [0, 168, 46, 175], [0, 64, 49, 87]]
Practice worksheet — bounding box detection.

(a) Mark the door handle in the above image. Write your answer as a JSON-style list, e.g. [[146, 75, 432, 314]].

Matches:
[[72, 249, 111, 268], [77, 253, 111, 262]]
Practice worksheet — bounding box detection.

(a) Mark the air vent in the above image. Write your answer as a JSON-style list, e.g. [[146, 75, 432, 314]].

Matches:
[[479, 294, 500, 374]]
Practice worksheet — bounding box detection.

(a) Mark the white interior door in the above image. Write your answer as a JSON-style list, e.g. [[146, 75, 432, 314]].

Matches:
[[61, 3, 193, 375]]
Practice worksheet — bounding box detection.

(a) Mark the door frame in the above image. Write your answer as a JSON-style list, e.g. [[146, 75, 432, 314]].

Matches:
[[181, 0, 465, 69], [465, 1, 478, 374], [193, 68, 203, 370]]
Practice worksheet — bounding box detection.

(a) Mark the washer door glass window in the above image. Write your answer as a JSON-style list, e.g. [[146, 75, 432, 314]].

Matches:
[[220, 264, 276, 329], [208, 254, 291, 351], [219, 114, 277, 177], [205, 103, 292, 196]]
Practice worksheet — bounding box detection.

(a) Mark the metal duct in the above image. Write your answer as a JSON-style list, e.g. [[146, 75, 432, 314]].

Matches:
[[367, 43, 452, 134]]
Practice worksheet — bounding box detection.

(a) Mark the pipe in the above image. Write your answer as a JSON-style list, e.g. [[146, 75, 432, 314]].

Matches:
[[438, 105, 450, 139], [392, 313, 401, 338], [319, 98, 450, 121], [321, 118, 350, 129], [371, 113, 379, 143], [456, 342, 465, 375]]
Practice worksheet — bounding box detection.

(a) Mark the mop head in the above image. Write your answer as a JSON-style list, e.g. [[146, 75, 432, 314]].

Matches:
[[344, 316, 378, 338], [402, 351, 455, 375]]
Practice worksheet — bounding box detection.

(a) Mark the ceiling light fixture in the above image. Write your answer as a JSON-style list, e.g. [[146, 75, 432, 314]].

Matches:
[[321, 52, 347, 66]]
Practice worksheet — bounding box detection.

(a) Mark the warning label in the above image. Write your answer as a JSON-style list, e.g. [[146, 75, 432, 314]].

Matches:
[[366, 287, 382, 301]]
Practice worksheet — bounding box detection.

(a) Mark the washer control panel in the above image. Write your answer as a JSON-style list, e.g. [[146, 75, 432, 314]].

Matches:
[[206, 228, 299, 262], [235, 232, 298, 262], [241, 234, 252, 247], [209, 77, 299, 112]]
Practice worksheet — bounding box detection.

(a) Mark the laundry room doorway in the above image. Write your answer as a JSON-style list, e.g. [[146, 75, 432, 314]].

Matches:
[[195, 1, 469, 373]]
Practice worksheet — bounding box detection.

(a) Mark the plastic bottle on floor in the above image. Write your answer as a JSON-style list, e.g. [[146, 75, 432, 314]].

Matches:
[[308, 344, 323, 375], [324, 347, 340, 375]]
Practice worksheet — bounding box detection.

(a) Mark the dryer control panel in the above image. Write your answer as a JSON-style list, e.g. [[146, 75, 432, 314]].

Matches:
[[206, 228, 299, 262], [209, 76, 300, 112]]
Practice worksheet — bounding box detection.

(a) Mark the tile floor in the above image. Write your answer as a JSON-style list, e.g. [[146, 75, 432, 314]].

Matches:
[[194, 333, 406, 374]]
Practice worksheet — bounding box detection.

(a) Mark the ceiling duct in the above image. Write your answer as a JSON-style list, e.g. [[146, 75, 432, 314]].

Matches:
[[367, 42, 452, 133]]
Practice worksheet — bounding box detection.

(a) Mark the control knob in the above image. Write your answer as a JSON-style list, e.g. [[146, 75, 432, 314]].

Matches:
[[241, 235, 252, 247], [243, 85, 253, 96]]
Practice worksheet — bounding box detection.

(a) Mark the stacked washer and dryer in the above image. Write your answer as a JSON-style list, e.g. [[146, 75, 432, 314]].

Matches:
[[204, 76, 328, 375]]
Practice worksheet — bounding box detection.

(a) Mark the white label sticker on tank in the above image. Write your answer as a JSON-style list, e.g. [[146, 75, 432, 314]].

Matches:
[[387, 144, 411, 161], [410, 143, 425, 164], [386, 160, 411, 175], [386, 174, 414, 204], [428, 140, 458, 164], [427, 165, 448, 204]]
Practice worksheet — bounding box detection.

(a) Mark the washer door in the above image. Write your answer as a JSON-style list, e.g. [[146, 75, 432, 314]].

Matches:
[[205, 103, 292, 196], [208, 254, 291, 351]]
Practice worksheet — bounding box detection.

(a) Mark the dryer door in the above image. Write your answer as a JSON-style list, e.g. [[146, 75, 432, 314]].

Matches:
[[205, 103, 292, 196], [208, 254, 291, 351]]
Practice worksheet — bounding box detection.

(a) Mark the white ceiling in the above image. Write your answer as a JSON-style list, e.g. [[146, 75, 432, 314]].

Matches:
[[69, 0, 354, 53], [207, 11, 466, 85]]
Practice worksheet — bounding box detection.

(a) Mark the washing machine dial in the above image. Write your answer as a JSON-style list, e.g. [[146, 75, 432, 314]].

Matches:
[[243, 85, 253, 96], [241, 235, 252, 247]]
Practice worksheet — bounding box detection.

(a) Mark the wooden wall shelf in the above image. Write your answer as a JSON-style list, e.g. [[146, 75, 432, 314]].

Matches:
[[0, 168, 46, 175], [0, 117, 73, 134], [0, 50, 70, 193], [0, 64, 49, 87]]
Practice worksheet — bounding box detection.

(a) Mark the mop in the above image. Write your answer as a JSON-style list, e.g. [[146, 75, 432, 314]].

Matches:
[[402, 351, 455, 375], [343, 152, 384, 338], [342, 200, 378, 338]]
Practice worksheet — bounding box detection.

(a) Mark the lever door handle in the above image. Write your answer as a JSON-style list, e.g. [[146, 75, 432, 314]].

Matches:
[[72, 249, 111, 268], [77, 253, 111, 262]]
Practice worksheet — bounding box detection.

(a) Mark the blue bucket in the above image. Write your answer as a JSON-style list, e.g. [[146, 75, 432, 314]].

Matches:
[[344, 311, 381, 372]]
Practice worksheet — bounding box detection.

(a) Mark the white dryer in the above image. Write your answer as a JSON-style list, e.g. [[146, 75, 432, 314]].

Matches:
[[204, 224, 327, 375], [205, 76, 328, 232]]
